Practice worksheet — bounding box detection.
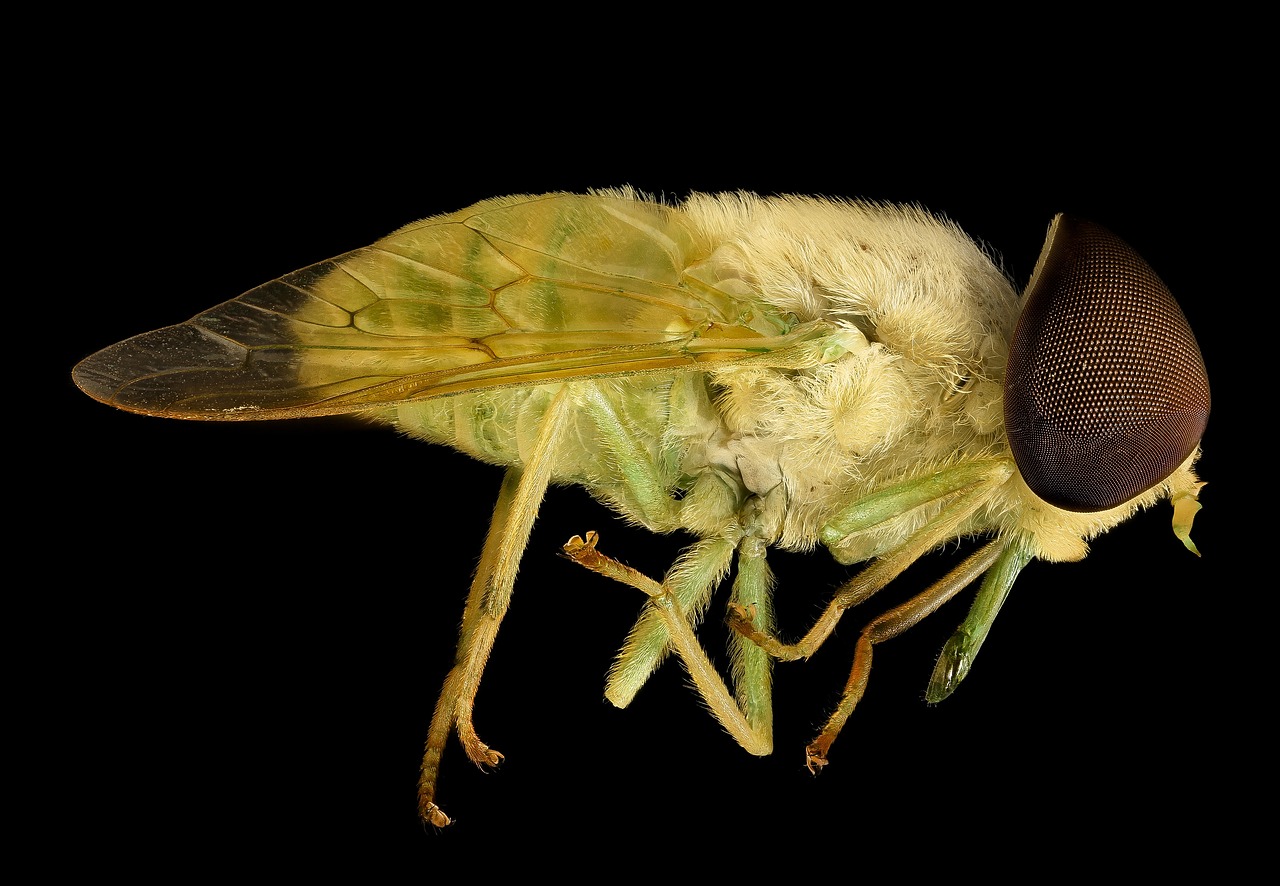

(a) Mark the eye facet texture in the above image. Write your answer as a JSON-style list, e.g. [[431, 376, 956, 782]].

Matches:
[[1004, 215, 1210, 512]]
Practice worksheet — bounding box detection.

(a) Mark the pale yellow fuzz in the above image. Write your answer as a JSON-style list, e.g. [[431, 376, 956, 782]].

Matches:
[[74, 189, 1208, 827]]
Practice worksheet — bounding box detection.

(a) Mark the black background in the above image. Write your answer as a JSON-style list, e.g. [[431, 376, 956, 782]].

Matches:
[[41, 34, 1251, 876]]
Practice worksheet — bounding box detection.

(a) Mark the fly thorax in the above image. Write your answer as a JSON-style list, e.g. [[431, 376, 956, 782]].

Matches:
[[726, 435, 785, 496], [677, 429, 780, 496]]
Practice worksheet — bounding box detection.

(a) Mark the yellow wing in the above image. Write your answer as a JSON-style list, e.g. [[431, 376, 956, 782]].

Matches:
[[74, 193, 809, 420]]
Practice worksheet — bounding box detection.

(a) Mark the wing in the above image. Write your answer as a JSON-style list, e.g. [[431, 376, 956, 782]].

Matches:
[[74, 193, 811, 420]]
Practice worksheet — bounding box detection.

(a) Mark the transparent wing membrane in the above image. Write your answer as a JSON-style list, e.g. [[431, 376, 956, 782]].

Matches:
[[74, 194, 792, 419]]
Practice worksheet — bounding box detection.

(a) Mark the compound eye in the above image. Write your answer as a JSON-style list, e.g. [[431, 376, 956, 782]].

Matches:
[[1004, 215, 1210, 512]]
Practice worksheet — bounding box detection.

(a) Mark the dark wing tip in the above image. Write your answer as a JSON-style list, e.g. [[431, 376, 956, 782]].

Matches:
[[73, 323, 258, 417]]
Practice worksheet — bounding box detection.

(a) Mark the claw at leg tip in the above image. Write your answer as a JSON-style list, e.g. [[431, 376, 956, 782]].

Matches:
[[422, 802, 452, 828], [804, 745, 829, 776]]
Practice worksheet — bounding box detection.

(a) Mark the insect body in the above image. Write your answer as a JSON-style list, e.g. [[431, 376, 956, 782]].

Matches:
[[73, 191, 1210, 826]]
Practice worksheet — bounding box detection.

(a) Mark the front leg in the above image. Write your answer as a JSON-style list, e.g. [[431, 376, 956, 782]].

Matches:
[[801, 539, 1008, 772], [728, 459, 1014, 662]]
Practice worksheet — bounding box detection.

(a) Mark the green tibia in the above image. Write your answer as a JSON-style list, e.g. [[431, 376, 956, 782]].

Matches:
[[925, 538, 1034, 703]]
